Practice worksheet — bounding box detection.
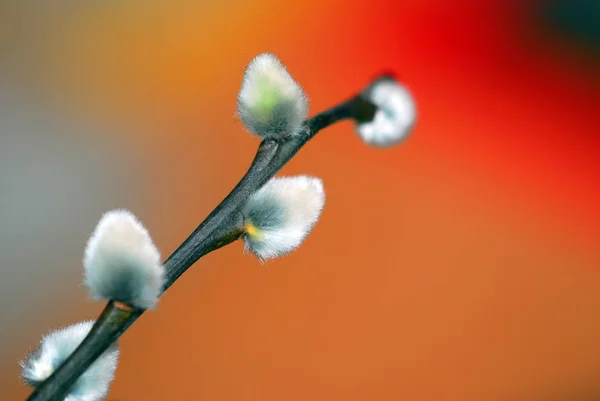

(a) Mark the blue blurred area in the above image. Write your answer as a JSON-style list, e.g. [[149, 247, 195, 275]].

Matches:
[[0, 80, 143, 343], [539, 0, 600, 52]]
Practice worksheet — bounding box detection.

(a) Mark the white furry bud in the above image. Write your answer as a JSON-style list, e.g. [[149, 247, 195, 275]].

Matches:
[[242, 175, 325, 261], [83, 209, 165, 309], [356, 77, 416, 147], [21, 321, 119, 401], [237, 53, 308, 139]]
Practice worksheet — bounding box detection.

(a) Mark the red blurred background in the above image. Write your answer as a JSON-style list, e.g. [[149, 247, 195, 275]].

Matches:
[[2, 0, 599, 400]]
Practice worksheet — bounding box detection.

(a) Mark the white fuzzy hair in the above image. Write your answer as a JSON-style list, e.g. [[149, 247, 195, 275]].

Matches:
[[21, 320, 119, 401], [357, 79, 416, 147], [237, 53, 308, 139], [83, 209, 165, 309], [242, 175, 325, 261]]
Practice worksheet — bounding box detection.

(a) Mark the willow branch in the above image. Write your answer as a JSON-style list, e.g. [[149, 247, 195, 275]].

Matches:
[[25, 92, 376, 401]]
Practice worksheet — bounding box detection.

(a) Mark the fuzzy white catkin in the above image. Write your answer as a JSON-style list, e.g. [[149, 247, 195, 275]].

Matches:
[[83, 209, 165, 309], [21, 321, 119, 401], [237, 53, 308, 139], [356, 78, 416, 147], [242, 175, 325, 260]]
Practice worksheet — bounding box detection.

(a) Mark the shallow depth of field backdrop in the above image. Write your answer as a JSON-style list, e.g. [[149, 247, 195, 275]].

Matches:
[[1, 1, 599, 400]]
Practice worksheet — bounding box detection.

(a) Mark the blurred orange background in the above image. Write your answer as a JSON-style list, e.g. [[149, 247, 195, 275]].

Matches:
[[2, 1, 600, 400]]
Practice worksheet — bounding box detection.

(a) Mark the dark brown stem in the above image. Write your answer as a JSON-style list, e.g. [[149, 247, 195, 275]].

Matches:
[[25, 89, 378, 401]]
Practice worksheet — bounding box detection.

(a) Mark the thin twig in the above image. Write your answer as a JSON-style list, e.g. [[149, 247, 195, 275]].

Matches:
[[25, 92, 376, 401]]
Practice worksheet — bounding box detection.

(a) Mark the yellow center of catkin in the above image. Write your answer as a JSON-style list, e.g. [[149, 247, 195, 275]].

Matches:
[[254, 77, 281, 123], [245, 222, 264, 239]]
